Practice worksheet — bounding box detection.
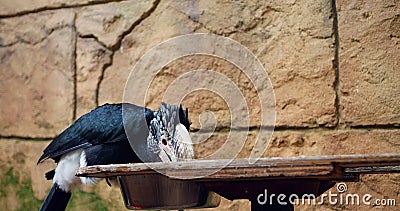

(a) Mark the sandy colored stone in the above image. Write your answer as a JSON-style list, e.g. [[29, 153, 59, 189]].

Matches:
[[0, 139, 127, 210], [0, 9, 72, 46], [320, 129, 400, 155], [0, 139, 54, 201], [1, 0, 399, 210], [269, 129, 400, 157], [98, 0, 199, 105], [75, 0, 157, 48], [89, 181, 128, 211], [99, 0, 336, 128], [142, 54, 262, 130], [193, 129, 400, 210], [0, 0, 110, 17], [338, 0, 400, 126], [174, 0, 336, 127], [193, 129, 400, 159], [76, 37, 112, 117], [1, 128, 398, 210], [0, 11, 75, 137], [197, 175, 400, 211], [295, 173, 400, 211]]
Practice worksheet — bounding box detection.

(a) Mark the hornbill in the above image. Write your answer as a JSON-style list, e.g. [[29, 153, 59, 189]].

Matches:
[[37, 102, 193, 211]]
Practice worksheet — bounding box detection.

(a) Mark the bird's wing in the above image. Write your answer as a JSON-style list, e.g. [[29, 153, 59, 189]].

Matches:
[[38, 103, 154, 163]]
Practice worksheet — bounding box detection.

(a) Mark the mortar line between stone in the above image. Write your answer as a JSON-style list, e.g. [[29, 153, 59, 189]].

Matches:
[[95, 51, 114, 107], [95, 0, 161, 105], [110, 0, 161, 51], [0, 135, 53, 141], [69, 10, 78, 121], [332, 0, 342, 128], [1, 125, 398, 141], [0, 0, 127, 19], [191, 125, 400, 134]]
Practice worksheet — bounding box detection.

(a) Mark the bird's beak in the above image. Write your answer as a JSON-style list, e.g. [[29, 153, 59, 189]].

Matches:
[[174, 123, 194, 161], [157, 123, 194, 162], [158, 143, 177, 162]]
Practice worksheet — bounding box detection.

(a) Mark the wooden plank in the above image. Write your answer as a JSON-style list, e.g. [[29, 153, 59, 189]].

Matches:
[[77, 164, 337, 180], [345, 165, 400, 174], [148, 165, 335, 180], [76, 153, 400, 180]]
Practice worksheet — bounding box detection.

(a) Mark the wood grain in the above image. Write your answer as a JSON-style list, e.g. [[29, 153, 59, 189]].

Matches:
[[76, 153, 400, 181]]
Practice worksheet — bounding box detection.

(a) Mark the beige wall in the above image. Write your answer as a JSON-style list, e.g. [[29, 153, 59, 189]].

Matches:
[[0, 0, 399, 210]]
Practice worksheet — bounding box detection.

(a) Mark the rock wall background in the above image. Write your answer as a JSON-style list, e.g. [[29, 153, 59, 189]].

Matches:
[[0, 0, 399, 210]]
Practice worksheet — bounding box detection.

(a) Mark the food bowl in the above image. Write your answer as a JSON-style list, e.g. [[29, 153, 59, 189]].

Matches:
[[118, 174, 221, 210]]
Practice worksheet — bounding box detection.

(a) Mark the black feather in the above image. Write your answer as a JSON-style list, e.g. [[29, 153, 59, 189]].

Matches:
[[39, 183, 71, 211], [45, 169, 55, 180], [38, 103, 183, 211], [179, 105, 191, 131], [37, 103, 154, 164], [83, 139, 140, 166]]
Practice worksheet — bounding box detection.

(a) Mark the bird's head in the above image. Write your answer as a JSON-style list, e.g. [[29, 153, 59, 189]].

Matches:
[[147, 103, 194, 162]]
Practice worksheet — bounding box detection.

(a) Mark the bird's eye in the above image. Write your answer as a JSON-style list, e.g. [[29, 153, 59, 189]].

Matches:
[[161, 138, 167, 145]]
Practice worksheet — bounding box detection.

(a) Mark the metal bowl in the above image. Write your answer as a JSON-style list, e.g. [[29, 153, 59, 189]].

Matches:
[[118, 174, 221, 210]]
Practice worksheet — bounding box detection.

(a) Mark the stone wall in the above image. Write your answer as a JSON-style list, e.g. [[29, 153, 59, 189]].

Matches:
[[0, 0, 399, 210]]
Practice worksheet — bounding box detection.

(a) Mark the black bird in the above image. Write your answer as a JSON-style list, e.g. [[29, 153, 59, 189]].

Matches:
[[37, 102, 193, 211]]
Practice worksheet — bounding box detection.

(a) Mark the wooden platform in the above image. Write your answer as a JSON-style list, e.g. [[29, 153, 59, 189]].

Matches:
[[76, 154, 400, 210]]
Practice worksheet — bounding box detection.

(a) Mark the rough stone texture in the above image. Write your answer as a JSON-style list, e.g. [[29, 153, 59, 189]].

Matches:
[[98, 0, 198, 106], [1, 129, 398, 211], [338, 0, 400, 126], [0, 0, 111, 17], [295, 174, 400, 211], [197, 0, 337, 127], [99, 0, 336, 128], [194, 129, 400, 210], [0, 139, 128, 211], [194, 173, 400, 211], [0, 9, 72, 46], [1, 0, 399, 210], [0, 139, 54, 208], [144, 54, 262, 130], [194, 129, 400, 159], [75, 0, 157, 48], [76, 37, 112, 117], [0, 10, 75, 137]]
